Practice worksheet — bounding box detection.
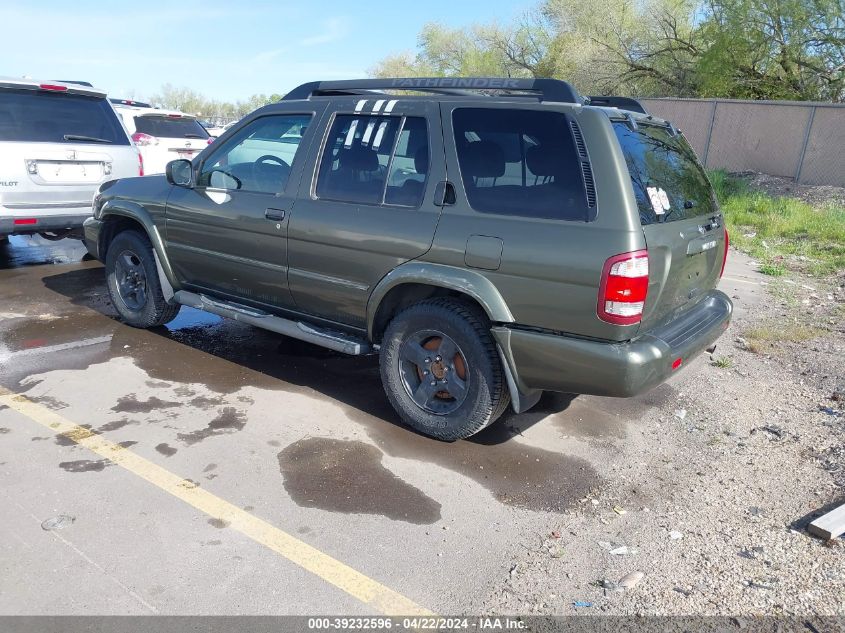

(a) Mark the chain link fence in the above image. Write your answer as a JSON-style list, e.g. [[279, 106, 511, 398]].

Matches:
[[638, 98, 845, 187]]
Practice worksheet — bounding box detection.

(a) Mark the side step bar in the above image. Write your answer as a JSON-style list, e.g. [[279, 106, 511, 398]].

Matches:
[[173, 290, 370, 356]]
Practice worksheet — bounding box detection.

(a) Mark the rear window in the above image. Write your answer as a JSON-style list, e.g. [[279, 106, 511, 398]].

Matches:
[[0, 89, 129, 145], [452, 108, 590, 221], [613, 121, 717, 225], [133, 116, 209, 139]]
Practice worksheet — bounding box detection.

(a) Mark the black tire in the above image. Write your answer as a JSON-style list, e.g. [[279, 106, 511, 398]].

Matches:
[[105, 230, 180, 328], [380, 298, 510, 441], [0, 235, 8, 245]]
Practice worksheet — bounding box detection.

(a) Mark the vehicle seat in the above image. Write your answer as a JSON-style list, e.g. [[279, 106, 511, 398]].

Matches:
[[391, 146, 429, 206], [322, 145, 383, 202]]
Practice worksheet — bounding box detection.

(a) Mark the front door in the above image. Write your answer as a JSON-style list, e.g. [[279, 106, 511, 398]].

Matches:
[[287, 98, 444, 329], [165, 104, 327, 309]]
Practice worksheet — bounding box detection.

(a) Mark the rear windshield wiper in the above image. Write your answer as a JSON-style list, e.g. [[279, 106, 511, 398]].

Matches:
[[64, 134, 111, 143], [183, 134, 206, 139]]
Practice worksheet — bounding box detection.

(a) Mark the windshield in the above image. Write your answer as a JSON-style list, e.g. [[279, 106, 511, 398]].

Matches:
[[134, 116, 209, 139], [0, 89, 129, 145], [613, 121, 717, 225]]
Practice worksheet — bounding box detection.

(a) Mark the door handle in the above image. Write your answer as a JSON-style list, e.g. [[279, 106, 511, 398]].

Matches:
[[265, 208, 286, 221]]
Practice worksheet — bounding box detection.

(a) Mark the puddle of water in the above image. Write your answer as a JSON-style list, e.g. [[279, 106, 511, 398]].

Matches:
[[59, 459, 111, 473], [278, 437, 442, 525], [165, 308, 222, 332], [155, 443, 177, 457], [208, 518, 230, 529], [177, 407, 246, 445], [0, 236, 88, 269], [97, 418, 138, 432], [111, 394, 182, 414]]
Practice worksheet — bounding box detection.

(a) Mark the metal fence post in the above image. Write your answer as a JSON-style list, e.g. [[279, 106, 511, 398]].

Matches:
[[795, 105, 817, 183], [702, 99, 719, 168]]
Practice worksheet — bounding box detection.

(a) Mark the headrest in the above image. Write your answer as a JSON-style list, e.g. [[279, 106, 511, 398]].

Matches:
[[414, 146, 429, 175], [526, 145, 561, 178], [461, 141, 505, 179], [339, 145, 379, 172]]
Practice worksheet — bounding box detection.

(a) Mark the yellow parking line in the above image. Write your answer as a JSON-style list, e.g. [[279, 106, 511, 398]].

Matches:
[[0, 388, 432, 616]]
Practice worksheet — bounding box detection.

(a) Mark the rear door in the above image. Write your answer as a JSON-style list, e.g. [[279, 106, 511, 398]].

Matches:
[[286, 98, 444, 329], [0, 87, 137, 212], [613, 120, 727, 329], [164, 104, 327, 309]]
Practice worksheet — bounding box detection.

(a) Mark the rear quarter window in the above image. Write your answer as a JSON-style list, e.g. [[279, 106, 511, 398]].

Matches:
[[613, 122, 717, 225], [133, 116, 209, 139], [452, 108, 591, 221], [0, 89, 129, 145]]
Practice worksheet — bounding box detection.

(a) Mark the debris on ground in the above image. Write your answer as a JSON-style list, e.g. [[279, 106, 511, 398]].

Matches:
[[40, 514, 75, 531], [808, 502, 845, 541]]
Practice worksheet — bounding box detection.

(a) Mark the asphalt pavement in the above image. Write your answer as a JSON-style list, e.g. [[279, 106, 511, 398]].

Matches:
[[0, 234, 764, 615]]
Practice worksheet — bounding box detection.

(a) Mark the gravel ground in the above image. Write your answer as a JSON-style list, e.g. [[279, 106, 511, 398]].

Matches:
[[484, 260, 845, 617], [733, 171, 845, 208]]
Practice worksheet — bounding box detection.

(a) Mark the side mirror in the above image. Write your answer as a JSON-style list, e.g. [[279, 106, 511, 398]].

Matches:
[[166, 159, 194, 188]]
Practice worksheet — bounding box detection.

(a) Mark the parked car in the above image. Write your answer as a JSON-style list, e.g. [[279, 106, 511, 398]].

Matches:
[[84, 77, 731, 440], [198, 120, 226, 138], [112, 103, 211, 175], [0, 78, 141, 242]]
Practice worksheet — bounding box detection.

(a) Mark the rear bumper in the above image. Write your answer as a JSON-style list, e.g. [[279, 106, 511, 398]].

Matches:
[[0, 209, 92, 235], [494, 290, 733, 399], [82, 217, 105, 260]]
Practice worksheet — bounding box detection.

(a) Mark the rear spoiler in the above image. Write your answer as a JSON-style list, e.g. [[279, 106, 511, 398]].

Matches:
[[586, 96, 649, 115], [0, 79, 105, 98], [110, 98, 153, 108]]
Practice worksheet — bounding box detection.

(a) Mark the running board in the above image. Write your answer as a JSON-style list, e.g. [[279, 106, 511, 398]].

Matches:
[[173, 290, 370, 355]]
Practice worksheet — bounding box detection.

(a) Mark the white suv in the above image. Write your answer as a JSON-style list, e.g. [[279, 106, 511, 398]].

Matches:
[[112, 103, 211, 174], [0, 78, 141, 242]]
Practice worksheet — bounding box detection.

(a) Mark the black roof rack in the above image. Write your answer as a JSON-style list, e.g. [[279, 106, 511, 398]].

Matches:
[[284, 77, 581, 104], [586, 96, 649, 115]]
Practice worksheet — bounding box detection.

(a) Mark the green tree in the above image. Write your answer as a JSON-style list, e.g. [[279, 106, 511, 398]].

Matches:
[[696, 0, 845, 100]]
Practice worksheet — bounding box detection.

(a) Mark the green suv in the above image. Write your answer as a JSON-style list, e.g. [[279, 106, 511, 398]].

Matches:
[[83, 78, 731, 441]]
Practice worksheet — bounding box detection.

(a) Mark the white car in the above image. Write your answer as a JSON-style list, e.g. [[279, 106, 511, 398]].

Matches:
[[0, 78, 141, 242], [112, 103, 211, 175]]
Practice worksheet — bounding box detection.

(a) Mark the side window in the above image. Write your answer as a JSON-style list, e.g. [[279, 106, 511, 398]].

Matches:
[[315, 114, 429, 207], [452, 108, 588, 221], [197, 114, 312, 194], [385, 117, 429, 207]]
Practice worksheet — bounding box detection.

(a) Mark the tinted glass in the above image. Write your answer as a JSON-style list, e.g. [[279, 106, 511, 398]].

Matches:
[[134, 116, 209, 138], [0, 89, 129, 145], [385, 117, 429, 207], [316, 114, 401, 205], [613, 122, 717, 225], [197, 114, 312, 194], [453, 108, 587, 220]]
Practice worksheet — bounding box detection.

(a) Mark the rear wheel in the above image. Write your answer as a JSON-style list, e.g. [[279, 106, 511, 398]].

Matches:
[[380, 298, 510, 441], [105, 230, 180, 328]]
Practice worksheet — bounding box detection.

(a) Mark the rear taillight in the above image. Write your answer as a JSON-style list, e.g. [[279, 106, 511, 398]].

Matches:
[[720, 228, 730, 278], [14, 218, 38, 225], [138, 152, 144, 176], [131, 132, 157, 147], [39, 83, 68, 92], [598, 250, 649, 325]]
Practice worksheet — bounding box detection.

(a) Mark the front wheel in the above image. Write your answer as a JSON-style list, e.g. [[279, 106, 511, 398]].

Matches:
[[379, 298, 510, 441], [105, 230, 180, 328]]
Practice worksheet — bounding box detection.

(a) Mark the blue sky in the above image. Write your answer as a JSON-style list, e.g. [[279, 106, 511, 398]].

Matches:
[[2, 0, 529, 102]]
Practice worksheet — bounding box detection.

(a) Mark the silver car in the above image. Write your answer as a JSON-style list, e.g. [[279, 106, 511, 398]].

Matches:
[[0, 78, 141, 242]]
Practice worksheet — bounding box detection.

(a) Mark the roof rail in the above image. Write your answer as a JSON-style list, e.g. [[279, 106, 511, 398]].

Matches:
[[586, 96, 649, 115], [284, 77, 581, 104]]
